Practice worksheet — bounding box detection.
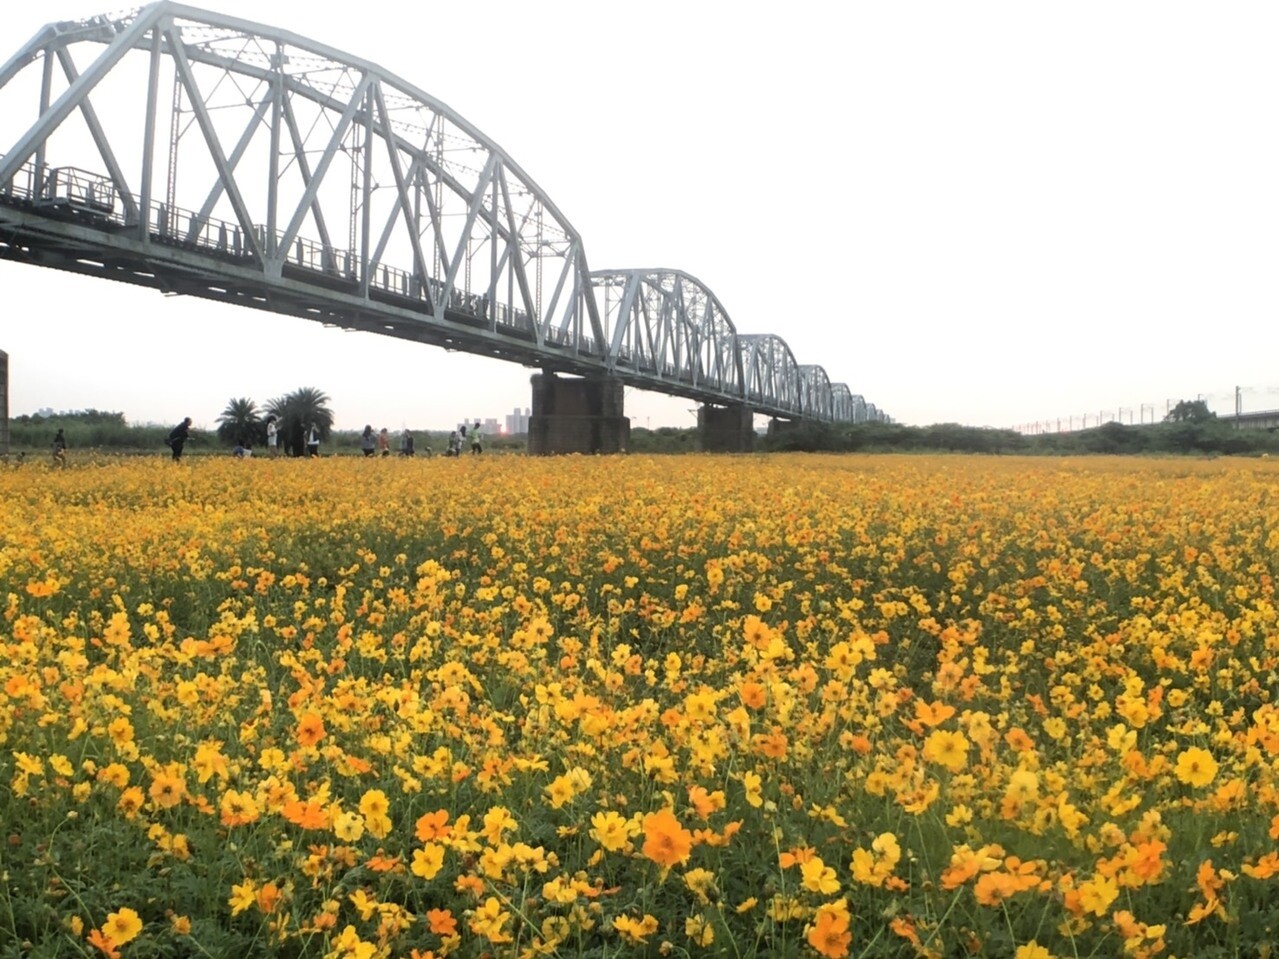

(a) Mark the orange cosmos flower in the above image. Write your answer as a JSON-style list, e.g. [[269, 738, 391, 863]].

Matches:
[[1127, 839, 1168, 883], [294, 712, 326, 748], [256, 882, 282, 914], [780, 846, 817, 869], [641, 808, 694, 868], [807, 904, 852, 958], [914, 699, 957, 728], [148, 772, 186, 809], [428, 908, 458, 936], [739, 680, 768, 710], [219, 789, 261, 827], [281, 799, 331, 830], [365, 852, 402, 873], [973, 871, 1021, 907], [86, 928, 121, 959], [753, 727, 789, 759]]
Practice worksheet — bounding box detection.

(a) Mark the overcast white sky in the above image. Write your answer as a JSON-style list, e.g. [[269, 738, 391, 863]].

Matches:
[[3, 1, 1278, 432]]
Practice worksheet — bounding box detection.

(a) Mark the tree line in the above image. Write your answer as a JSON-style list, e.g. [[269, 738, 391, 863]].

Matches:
[[753, 400, 1279, 456], [9, 397, 1277, 457]]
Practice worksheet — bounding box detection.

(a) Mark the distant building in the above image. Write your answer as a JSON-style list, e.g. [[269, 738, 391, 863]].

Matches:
[[505, 407, 530, 435]]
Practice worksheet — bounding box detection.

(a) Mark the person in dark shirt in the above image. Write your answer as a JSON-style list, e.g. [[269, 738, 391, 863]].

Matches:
[[166, 417, 192, 461]]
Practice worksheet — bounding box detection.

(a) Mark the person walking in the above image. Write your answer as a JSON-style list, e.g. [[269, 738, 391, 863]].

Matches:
[[166, 417, 192, 461], [470, 420, 483, 455], [305, 421, 320, 458], [377, 428, 390, 457], [52, 428, 67, 466], [265, 415, 279, 457], [400, 428, 415, 456], [361, 425, 376, 457]]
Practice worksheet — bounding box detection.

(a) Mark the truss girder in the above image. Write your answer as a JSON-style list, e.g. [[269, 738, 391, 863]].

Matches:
[[0, 2, 881, 423], [799, 365, 833, 421], [589, 268, 745, 401], [0, 2, 593, 340], [830, 383, 853, 422]]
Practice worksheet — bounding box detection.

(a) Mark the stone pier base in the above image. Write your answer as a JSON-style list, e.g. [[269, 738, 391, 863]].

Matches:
[[0, 350, 9, 459], [527, 373, 630, 455], [767, 417, 801, 437], [697, 403, 755, 452]]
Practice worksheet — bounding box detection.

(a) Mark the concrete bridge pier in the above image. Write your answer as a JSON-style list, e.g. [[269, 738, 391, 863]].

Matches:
[[767, 417, 803, 439], [0, 349, 9, 459], [527, 372, 630, 454], [697, 402, 755, 452]]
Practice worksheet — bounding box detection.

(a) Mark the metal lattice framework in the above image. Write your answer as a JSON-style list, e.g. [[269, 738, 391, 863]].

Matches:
[[590, 269, 744, 403], [0, 2, 887, 423]]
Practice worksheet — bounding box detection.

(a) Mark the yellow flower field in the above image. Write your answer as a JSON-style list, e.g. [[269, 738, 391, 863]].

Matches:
[[2, 453, 1278, 958]]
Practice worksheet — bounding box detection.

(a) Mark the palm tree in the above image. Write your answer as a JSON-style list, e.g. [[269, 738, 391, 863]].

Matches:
[[267, 387, 334, 457], [215, 397, 262, 447]]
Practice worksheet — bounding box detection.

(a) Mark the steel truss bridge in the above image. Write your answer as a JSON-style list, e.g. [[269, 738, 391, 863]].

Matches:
[[0, 3, 886, 424]]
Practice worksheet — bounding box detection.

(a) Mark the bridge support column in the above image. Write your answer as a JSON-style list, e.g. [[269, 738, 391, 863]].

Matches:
[[0, 350, 9, 460], [767, 417, 801, 437], [697, 403, 755, 452], [527, 373, 630, 455]]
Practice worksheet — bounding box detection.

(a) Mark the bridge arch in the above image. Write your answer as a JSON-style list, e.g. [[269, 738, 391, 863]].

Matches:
[[798, 365, 833, 421], [0, 1, 603, 352], [831, 383, 853, 422], [0, 3, 886, 428], [589, 269, 743, 402], [738, 334, 804, 417]]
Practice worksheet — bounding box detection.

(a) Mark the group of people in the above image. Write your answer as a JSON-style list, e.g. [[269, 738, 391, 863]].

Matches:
[[360, 425, 423, 457], [49, 413, 484, 463], [446, 421, 484, 456], [48, 422, 194, 464]]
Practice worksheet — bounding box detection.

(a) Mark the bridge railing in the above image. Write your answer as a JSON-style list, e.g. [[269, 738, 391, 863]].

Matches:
[[0, 155, 538, 329], [2, 155, 856, 420], [0, 158, 120, 219]]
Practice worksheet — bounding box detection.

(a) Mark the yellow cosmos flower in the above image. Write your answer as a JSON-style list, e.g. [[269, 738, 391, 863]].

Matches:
[[102, 907, 143, 945], [469, 896, 513, 943], [801, 856, 841, 894], [358, 788, 389, 819], [228, 880, 256, 916], [332, 810, 365, 842], [411, 843, 445, 880], [922, 729, 970, 772], [613, 913, 659, 945], [591, 809, 638, 852], [1175, 747, 1218, 788], [685, 914, 715, 946], [1076, 874, 1119, 917]]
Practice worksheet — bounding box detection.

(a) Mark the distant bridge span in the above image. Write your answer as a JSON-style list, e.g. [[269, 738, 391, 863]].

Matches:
[[0, 3, 887, 446]]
